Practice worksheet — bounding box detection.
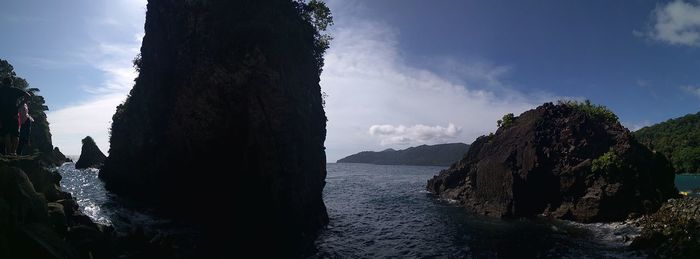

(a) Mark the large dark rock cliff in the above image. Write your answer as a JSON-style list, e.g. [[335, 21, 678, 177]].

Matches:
[[337, 143, 470, 166], [427, 102, 678, 222], [75, 136, 106, 169], [100, 0, 330, 256]]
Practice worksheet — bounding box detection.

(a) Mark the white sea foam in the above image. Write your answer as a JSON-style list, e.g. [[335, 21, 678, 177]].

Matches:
[[558, 219, 641, 247]]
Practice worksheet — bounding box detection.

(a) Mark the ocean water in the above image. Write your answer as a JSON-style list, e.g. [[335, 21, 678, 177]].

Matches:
[[56, 162, 200, 245], [311, 163, 649, 258], [676, 174, 700, 194], [56, 162, 700, 258]]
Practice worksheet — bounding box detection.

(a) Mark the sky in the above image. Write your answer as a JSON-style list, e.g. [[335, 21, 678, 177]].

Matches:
[[1, 1, 700, 161]]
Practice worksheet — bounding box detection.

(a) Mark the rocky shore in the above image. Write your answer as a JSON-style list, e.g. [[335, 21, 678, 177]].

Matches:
[[632, 197, 700, 257], [0, 156, 112, 258], [0, 155, 185, 258]]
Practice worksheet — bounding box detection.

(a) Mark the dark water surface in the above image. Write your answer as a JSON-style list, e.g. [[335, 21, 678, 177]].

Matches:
[[57, 162, 700, 258], [312, 163, 647, 258], [57, 162, 200, 252]]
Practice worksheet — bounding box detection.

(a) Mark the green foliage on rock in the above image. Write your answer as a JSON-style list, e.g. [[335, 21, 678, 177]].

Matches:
[[634, 111, 700, 174], [497, 113, 516, 128], [295, 0, 333, 73], [558, 99, 619, 123], [592, 150, 624, 174]]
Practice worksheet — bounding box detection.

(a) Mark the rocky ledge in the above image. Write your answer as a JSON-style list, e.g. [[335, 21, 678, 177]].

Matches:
[[0, 156, 113, 258], [0, 156, 179, 258], [427, 102, 678, 222], [632, 197, 700, 257]]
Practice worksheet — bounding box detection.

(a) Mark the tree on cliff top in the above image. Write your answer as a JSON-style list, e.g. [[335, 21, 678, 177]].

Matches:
[[296, 0, 333, 73]]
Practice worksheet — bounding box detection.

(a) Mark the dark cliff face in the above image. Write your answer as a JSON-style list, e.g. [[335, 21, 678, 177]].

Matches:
[[337, 143, 470, 166], [75, 136, 106, 169], [427, 103, 678, 222], [99, 0, 329, 256]]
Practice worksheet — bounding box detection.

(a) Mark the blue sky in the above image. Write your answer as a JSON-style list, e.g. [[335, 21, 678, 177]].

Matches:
[[0, 0, 145, 155], [1, 1, 700, 160]]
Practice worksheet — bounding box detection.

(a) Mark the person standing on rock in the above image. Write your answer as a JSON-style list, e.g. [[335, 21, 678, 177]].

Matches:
[[17, 99, 34, 155], [0, 77, 30, 155]]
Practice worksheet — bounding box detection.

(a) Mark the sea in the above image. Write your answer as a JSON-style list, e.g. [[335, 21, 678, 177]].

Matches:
[[56, 162, 700, 258]]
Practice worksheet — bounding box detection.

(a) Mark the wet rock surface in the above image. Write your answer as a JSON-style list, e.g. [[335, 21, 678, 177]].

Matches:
[[0, 156, 102, 258], [1, 156, 181, 258], [632, 197, 700, 258]]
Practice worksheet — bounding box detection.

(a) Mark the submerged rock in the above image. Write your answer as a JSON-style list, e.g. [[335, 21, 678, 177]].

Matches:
[[75, 136, 106, 169], [100, 0, 331, 257], [427, 102, 678, 222]]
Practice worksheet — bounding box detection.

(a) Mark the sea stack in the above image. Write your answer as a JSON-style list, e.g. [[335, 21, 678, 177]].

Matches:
[[75, 136, 106, 169], [99, 0, 329, 257], [427, 102, 678, 222], [53, 147, 71, 163]]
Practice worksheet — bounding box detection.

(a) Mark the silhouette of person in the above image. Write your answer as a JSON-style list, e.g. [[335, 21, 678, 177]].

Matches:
[[17, 99, 34, 155], [0, 77, 30, 155]]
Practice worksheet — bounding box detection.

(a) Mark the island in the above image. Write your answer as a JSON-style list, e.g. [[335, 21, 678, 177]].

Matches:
[[337, 143, 469, 166]]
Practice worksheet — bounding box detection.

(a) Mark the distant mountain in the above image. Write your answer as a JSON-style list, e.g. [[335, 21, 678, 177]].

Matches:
[[337, 143, 469, 166], [634, 111, 700, 174]]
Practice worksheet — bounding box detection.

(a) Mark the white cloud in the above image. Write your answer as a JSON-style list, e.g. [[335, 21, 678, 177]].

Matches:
[[682, 85, 700, 98], [321, 15, 556, 161], [369, 123, 461, 145], [647, 0, 700, 46], [47, 0, 146, 156], [48, 94, 127, 156]]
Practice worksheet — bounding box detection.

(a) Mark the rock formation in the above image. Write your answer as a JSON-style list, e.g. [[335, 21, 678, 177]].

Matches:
[[99, 0, 331, 256], [0, 59, 64, 167], [338, 143, 470, 166], [632, 197, 700, 257], [53, 147, 72, 163], [427, 102, 678, 222], [75, 136, 106, 169], [0, 156, 113, 258]]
